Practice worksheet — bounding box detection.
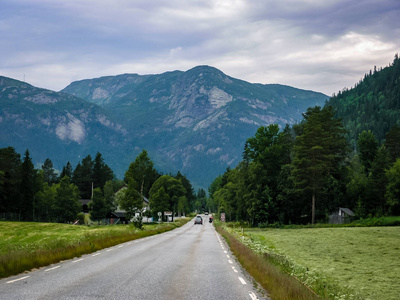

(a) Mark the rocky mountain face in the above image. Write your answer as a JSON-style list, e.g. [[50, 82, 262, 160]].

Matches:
[[0, 76, 129, 173], [1, 66, 328, 188]]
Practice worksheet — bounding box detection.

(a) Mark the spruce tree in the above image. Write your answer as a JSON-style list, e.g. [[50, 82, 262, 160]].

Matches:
[[292, 106, 347, 224], [20, 149, 37, 221]]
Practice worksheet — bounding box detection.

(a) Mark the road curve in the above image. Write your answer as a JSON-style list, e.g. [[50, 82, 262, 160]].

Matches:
[[0, 216, 268, 300]]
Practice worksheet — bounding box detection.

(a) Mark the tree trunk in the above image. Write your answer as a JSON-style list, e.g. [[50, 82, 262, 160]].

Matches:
[[312, 192, 315, 225]]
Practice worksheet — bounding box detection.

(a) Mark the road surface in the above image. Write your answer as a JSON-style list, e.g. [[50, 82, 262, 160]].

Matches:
[[0, 216, 268, 299]]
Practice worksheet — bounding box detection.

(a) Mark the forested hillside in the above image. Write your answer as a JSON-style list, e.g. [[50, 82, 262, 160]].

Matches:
[[328, 54, 400, 147], [207, 55, 400, 225]]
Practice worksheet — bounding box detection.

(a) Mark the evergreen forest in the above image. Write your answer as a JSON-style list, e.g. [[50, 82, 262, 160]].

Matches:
[[207, 54, 400, 225], [0, 148, 203, 228], [1, 54, 400, 227]]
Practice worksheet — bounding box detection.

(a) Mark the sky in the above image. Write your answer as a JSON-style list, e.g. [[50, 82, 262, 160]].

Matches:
[[1, 0, 399, 96]]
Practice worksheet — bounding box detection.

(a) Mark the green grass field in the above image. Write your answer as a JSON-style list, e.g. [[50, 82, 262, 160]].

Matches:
[[228, 226, 400, 300], [0, 219, 188, 278]]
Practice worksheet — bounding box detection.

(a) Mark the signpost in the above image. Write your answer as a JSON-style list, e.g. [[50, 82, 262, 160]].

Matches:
[[221, 213, 225, 222], [158, 212, 162, 223], [164, 211, 172, 222]]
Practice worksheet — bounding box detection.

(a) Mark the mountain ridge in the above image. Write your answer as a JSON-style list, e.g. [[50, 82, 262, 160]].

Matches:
[[1, 66, 328, 188]]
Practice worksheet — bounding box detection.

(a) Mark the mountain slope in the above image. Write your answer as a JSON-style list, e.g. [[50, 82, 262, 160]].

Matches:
[[62, 66, 328, 187], [0, 76, 129, 174], [327, 55, 400, 146], [1, 66, 328, 188]]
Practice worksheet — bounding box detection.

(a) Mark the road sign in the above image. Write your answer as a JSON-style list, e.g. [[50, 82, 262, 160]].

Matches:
[[221, 213, 225, 222], [158, 212, 162, 216]]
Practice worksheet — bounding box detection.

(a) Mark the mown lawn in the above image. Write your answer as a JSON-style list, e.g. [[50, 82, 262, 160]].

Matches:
[[233, 226, 400, 300], [0, 220, 188, 278]]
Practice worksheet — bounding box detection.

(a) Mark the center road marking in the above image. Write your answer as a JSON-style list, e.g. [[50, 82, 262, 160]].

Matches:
[[45, 266, 60, 272], [6, 276, 30, 284], [238, 277, 247, 285]]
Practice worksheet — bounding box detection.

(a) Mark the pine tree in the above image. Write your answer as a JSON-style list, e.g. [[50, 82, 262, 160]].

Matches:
[[42, 158, 57, 185], [20, 149, 37, 221], [60, 161, 73, 179], [0, 147, 22, 214], [292, 106, 347, 224], [93, 152, 114, 191]]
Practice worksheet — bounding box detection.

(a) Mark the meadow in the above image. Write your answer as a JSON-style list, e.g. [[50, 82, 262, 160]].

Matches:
[[225, 225, 400, 300], [0, 219, 188, 279]]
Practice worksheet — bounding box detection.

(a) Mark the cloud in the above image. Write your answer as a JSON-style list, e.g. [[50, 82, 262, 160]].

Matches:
[[0, 0, 399, 95]]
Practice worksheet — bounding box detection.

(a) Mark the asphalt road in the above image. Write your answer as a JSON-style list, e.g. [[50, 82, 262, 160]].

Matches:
[[0, 216, 268, 300]]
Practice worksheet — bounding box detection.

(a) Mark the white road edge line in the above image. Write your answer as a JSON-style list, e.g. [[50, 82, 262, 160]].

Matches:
[[228, 260, 233, 264], [106, 248, 113, 252], [232, 266, 238, 273], [72, 258, 83, 263], [238, 277, 247, 285], [6, 276, 30, 284], [249, 291, 259, 300], [92, 253, 101, 256], [45, 266, 60, 272]]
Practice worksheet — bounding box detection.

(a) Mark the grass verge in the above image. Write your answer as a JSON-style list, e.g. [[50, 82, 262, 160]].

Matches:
[[215, 223, 320, 300], [222, 223, 400, 300], [0, 219, 189, 279]]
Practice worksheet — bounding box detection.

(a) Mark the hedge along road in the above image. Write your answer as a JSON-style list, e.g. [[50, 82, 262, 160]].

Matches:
[[0, 216, 266, 300]]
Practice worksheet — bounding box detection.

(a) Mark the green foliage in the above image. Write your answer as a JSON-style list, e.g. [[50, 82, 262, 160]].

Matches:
[[292, 106, 347, 224], [0, 147, 22, 214], [357, 130, 378, 173], [92, 152, 114, 191], [54, 177, 81, 223], [41, 158, 57, 185], [385, 159, 400, 215], [118, 176, 143, 228], [20, 149, 37, 221], [149, 175, 186, 220], [385, 124, 400, 162], [124, 149, 159, 198], [89, 188, 108, 222], [328, 54, 400, 147]]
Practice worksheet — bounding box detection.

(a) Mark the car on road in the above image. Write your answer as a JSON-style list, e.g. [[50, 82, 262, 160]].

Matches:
[[194, 216, 203, 225]]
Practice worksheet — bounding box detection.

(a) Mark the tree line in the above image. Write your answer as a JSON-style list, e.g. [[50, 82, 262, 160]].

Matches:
[[207, 106, 400, 225], [0, 147, 202, 227]]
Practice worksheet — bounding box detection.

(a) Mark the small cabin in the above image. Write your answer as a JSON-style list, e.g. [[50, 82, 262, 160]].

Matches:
[[329, 207, 355, 224]]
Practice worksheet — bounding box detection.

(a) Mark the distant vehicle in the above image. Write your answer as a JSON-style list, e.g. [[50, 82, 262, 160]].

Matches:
[[205, 212, 209, 215], [194, 216, 203, 225]]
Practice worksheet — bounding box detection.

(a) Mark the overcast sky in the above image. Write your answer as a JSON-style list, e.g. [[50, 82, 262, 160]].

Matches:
[[1, 0, 399, 96]]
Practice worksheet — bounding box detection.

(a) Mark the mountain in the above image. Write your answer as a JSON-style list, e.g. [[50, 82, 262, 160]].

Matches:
[[62, 66, 328, 187], [327, 55, 400, 147], [1, 66, 328, 188], [0, 76, 130, 174]]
